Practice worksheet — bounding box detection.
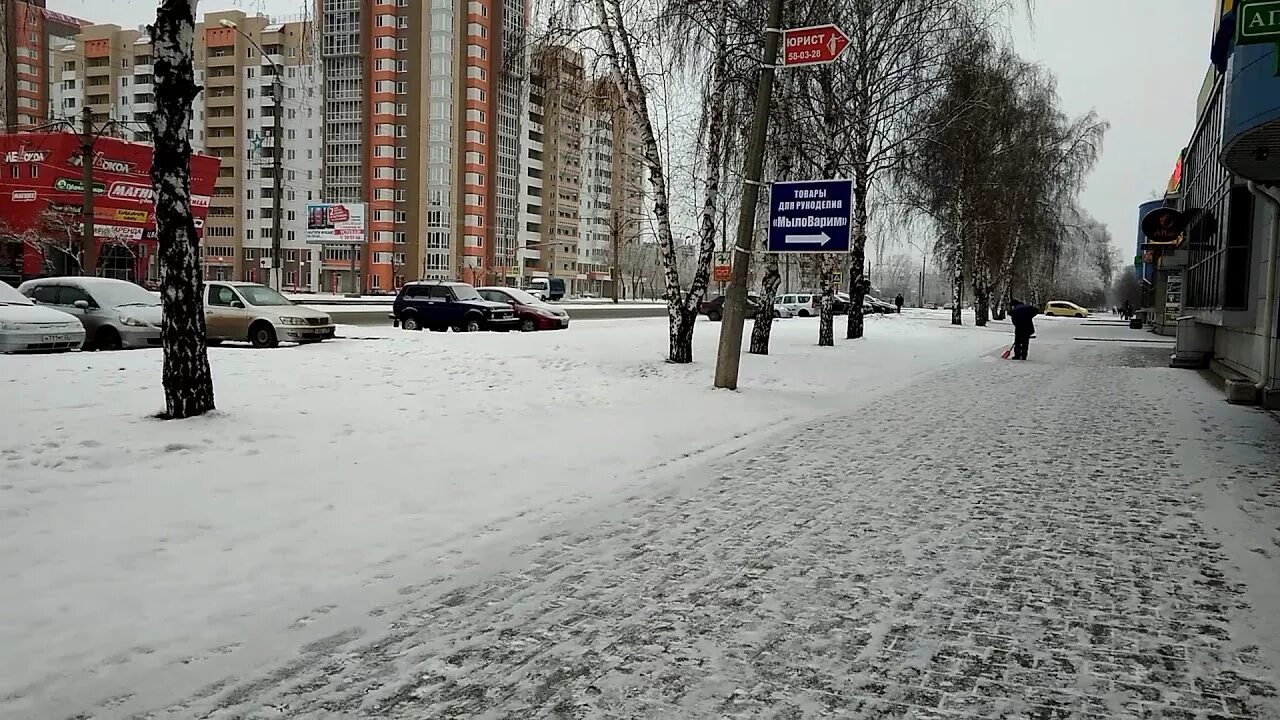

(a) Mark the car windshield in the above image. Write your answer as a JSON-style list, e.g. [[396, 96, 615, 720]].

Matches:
[[0, 281, 33, 305], [452, 285, 482, 302], [85, 281, 159, 308], [499, 288, 541, 305], [237, 285, 294, 307]]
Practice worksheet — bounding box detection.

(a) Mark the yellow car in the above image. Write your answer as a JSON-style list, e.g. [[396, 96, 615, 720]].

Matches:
[[1044, 300, 1090, 318]]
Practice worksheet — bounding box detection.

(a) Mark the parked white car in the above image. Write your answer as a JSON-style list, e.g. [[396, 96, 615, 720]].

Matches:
[[775, 292, 815, 317], [0, 280, 85, 353]]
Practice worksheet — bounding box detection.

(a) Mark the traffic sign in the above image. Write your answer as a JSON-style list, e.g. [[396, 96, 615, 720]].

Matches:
[[782, 25, 850, 67], [767, 178, 853, 253]]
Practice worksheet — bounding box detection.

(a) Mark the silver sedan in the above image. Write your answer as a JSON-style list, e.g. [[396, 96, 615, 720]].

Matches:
[[19, 277, 163, 350]]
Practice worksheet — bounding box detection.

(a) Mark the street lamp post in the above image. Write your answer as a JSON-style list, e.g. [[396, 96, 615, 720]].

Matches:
[[907, 240, 929, 308], [221, 19, 283, 291]]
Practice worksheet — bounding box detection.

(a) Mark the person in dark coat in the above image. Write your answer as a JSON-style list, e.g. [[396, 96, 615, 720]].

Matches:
[[894, 293, 905, 313], [1008, 299, 1040, 360]]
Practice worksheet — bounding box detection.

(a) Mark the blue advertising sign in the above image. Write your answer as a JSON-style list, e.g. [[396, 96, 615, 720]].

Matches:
[[768, 178, 853, 253]]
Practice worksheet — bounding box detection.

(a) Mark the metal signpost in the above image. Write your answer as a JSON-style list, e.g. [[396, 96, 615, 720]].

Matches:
[[711, 10, 850, 390], [767, 178, 854, 253]]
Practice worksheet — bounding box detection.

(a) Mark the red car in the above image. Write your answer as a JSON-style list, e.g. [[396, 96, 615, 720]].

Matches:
[[477, 287, 571, 331]]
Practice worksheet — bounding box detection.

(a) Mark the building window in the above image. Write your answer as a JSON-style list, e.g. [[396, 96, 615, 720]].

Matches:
[[1223, 186, 1253, 310]]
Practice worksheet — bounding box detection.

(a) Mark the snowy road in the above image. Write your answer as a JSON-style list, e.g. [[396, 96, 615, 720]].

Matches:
[[3, 315, 1279, 718]]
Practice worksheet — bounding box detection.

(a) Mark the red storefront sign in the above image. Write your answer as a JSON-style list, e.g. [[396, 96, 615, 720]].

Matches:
[[0, 132, 219, 278]]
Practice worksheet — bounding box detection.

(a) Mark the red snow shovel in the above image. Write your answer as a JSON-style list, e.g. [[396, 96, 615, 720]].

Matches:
[[1001, 346, 1012, 359]]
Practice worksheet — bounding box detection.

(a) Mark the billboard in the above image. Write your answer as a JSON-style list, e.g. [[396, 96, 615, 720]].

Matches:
[[306, 202, 366, 244], [0, 132, 220, 276]]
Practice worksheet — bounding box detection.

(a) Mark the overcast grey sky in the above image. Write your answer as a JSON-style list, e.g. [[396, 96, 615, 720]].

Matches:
[[52, 0, 1215, 259]]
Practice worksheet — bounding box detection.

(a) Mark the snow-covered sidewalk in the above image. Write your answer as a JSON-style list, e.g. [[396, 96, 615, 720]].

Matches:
[[0, 313, 999, 718], [5, 317, 1277, 718]]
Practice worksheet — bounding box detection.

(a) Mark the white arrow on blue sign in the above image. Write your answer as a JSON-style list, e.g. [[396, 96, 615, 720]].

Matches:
[[767, 178, 854, 253]]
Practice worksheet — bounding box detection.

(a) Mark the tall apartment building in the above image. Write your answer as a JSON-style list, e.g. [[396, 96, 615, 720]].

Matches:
[[517, 45, 644, 296], [318, 0, 524, 293], [492, 0, 525, 284], [578, 78, 643, 297], [517, 59, 545, 283], [525, 44, 583, 289], [49, 11, 324, 290], [1, 0, 85, 130]]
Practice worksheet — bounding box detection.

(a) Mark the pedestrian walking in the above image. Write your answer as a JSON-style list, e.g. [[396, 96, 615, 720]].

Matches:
[[1121, 300, 1133, 321], [894, 293, 904, 313], [1008, 298, 1040, 361]]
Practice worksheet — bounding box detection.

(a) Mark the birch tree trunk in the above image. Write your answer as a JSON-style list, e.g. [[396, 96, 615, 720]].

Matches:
[[817, 66, 839, 347], [749, 251, 780, 355], [750, 72, 797, 356], [950, 239, 964, 326], [973, 255, 990, 326], [846, 163, 869, 339], [974, 277, 989, 326], [991, 229, 1021, 321], [817, 255, 838, 346], [149, 0, 214, 420], [595, 0, 718, 363]]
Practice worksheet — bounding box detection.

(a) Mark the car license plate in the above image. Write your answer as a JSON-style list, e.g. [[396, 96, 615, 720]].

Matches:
[[42, 334, 67, 343]]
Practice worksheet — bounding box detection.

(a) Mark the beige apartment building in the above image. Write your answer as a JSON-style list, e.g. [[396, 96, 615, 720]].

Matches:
[[579, 77, 644, 297], [526, 44, 584, 288], [518, 44, 644, 296], [49, 11, 324, 290]]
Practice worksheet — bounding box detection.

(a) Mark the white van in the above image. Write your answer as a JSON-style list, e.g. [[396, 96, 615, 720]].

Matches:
[[775, 293, 815, 317]]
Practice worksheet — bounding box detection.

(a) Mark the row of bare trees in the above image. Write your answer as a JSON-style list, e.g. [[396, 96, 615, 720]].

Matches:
[[145, 0, 1112, 421], [892, 33, 1108, 327], [571, 0, 1105, 364]]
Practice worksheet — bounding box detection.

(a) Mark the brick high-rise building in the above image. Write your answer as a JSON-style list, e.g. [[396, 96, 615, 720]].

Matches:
[[0, 0, 86, 130], [318, 0, 525, 293], [47, 11, 324, 289]]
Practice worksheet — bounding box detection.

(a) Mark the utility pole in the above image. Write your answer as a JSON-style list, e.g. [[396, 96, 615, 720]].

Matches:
[[270, 72, 283, 290], [80, 107, 96, 275], [219, 19, 284, 290], [919, 253, 926, 307], [713, 0, 784, 390]]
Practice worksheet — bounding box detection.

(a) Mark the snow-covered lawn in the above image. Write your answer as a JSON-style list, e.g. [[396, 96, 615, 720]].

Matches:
[[0, 313, 1002, 716]]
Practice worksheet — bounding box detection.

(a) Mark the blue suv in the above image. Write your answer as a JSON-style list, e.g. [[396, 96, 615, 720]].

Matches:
[[392, 281, 519, 332]]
